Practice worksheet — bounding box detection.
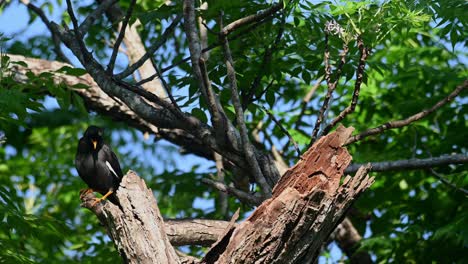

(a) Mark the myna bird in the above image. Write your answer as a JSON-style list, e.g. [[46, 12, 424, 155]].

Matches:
[[75, 126, 123, 206]]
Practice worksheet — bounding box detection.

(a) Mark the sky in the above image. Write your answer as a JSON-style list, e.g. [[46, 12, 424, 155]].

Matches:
[[0, 1, 346, 262]]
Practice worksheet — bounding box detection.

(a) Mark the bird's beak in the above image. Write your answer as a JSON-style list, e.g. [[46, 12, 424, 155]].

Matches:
[[92, 140, 97, 150]]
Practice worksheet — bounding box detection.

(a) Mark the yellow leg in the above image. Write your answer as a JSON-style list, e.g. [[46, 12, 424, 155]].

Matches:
[[90, 190, 114, 207]]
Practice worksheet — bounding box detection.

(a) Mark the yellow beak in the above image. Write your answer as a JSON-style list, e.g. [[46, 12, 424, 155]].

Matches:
[[92, 140, 97, 150]]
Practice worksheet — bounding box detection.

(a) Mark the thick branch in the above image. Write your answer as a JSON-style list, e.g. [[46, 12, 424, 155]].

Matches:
[[183, 0, 236, 149], [220, 16, 272, 195], [345, 153, 468, 174], [165, 219, 232, 247], [81, 171, 179, 263]]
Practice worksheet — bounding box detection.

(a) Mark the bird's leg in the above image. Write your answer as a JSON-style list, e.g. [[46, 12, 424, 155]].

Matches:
[[90, 190, 114, 207]]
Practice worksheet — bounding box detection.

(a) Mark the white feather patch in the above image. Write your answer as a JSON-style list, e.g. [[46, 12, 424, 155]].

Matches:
[[106, 161, 119, 178]]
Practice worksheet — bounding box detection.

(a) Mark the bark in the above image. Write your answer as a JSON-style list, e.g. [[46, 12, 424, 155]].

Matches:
[[81, 171, 180, 264], [165, 219, 233, 247], [202, 126, 374, 263]]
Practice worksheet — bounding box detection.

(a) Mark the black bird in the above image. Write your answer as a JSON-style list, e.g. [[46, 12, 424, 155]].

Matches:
[[75, 126, 123, 206]]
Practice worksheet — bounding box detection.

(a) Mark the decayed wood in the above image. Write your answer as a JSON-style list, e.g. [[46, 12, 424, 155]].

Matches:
[[204, 126, 374, 263], [81, 171, 180, 264]]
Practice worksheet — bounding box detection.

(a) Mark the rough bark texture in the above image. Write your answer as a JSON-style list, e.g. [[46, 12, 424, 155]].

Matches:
[[165, 219, 233, 247], [81, 171, 179, 264], [204, 126, 374, 263]]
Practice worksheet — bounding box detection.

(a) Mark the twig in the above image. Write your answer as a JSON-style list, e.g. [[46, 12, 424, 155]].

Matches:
[[107, 0, 136, 74], [79, 0, 117, 35], [220, 13, 272, 196], [295, 76, 324, 129], [20, 0, 70, 63], [345, 153, 468, 173], [310, 37, 350, 144], [116, 14, 182, 80], [65, 0, 92, 64], [429, 169, 468, 195], [149, 57, 180, 110], [160, 12, 276, 74], [220, 2, 283, 36], [310, 34, 332, 142], [262, 106, 301, 157], [346, 80, 468, 145], [202, 178, 262, 206], [242, 13, 285, 110], [322, 39, 370, 137]]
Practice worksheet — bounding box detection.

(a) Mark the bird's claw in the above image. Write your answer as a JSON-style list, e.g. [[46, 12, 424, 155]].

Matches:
[[79, 188, 94, 199], [90, 197, 104, 207]]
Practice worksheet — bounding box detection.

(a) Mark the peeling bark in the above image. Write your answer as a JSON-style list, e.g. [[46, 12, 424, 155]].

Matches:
[[204, 126, 374, 263]]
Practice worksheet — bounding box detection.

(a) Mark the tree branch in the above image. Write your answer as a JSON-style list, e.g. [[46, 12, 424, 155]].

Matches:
[[429, 168, 468, 195], [220, 2, 283, 36], [183, 0, 237, 149], [262, 106, 301, 157], [19, 0, 71, 63], [220, 13, 272, 196], [346, 80, 468, 145], [202, 178, 263, 206], [115, 14, 182, 80], [311, 37, 350, 143], [165, 218, 233, 247], [214, 152, 229, 218], [79, 0, 117, 34], [80, 171, 179, 263], [345, 153, 468, 173], [323, 39, 370, 136], [107, 0, 136, 74], [242, 14, 285, 110], [294, 75, 324, 129]]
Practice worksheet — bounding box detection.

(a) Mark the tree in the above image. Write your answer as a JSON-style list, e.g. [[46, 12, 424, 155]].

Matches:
[[0, 0, 466, 263]]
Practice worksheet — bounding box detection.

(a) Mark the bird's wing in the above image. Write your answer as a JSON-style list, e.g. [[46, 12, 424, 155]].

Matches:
[[103, 144, 124, 180]]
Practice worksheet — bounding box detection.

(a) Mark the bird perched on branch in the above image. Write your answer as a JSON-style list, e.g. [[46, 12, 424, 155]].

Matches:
[[75, 126, 123, 206]]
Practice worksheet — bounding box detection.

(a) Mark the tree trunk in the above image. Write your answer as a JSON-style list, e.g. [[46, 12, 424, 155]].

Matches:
[[81, 126, 373, 263]]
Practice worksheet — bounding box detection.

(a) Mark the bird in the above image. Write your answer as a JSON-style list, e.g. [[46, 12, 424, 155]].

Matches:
[[75, 125, 123, 206]]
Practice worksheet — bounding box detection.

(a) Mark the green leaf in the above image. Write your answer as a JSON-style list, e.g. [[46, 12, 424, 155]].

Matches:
[[56, 66, 87, 77], [191, 108, 208, 123]]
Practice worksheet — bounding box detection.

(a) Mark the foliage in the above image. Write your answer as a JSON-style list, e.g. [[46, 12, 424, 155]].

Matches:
[[0, 0, 466, 263]]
